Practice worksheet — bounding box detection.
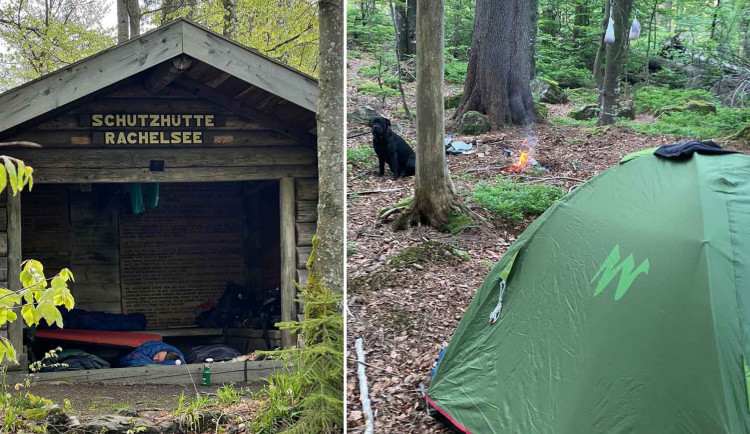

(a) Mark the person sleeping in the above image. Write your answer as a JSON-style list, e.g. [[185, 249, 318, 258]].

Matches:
[[119, 340, 185, 367]]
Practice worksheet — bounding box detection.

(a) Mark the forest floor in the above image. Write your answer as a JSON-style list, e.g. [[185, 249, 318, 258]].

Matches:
[[345, 54, 749, 433]]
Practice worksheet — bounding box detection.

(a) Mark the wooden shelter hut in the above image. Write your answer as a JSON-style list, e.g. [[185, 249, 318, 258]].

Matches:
[[0, 19, 318, 383]]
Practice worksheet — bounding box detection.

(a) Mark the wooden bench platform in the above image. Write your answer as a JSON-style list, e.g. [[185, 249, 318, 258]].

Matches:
[[6, 360, 282, 385]]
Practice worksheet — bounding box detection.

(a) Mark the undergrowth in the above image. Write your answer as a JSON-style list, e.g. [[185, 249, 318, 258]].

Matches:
[[631, 86, 716, 113], [622, 108, 750, 139], [347, 145, 376, 171], [471, 178, 564, 223]]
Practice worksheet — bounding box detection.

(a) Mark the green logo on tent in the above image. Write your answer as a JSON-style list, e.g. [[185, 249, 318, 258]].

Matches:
[[591, 245, 649, 300]]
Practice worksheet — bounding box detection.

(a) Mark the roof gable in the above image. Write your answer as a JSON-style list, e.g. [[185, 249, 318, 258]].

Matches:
[[0, 19, 318, 135]]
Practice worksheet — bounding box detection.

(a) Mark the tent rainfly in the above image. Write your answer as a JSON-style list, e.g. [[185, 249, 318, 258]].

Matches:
[[428, 144, 750, 433]]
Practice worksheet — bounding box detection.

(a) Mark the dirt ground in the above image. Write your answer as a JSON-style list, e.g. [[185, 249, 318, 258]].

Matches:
[[29, 380, 264, 416], [345, 55, 748, 433]]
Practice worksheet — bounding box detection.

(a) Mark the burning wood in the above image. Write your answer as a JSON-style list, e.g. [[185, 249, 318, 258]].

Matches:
[[508, 139, 535, 172]]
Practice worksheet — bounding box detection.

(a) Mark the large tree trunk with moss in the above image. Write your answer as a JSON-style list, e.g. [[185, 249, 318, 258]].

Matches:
[[398, 0, 462, 230], [598, 0, 634, 126], [315, 0, 344, 293], [455, 0, 536, 128]]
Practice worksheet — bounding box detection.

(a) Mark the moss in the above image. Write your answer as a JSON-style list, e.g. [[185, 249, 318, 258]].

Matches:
[[456, 111, 492, 135], [541, 77, 559, 87], [23, 408, 49, 422], [346, 241, 357, 256], [655, 100, 717, 117], [568, 105, 599, 121], [444, 92, 463, 109], [441, 213, 475, 234], [387, 241, 468, 268], [378, 196, 413, 218]]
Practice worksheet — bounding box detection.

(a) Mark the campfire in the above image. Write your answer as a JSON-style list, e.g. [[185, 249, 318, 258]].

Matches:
[[508, 139, 536, 172]]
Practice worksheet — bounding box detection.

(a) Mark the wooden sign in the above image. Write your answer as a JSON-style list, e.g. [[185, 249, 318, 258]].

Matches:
[[79, 114, 226, 145]]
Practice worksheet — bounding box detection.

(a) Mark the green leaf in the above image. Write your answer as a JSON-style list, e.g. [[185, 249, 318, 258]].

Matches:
[[21, 304, 35, 326], [15, 159, 25, 191], [0, 309, 17, 326], [0, 164, 6, 194], [0, 287, 20, 308], [0, 336, 17, 363], [4, 157, 18, 195], [25, 166, 33, 191]]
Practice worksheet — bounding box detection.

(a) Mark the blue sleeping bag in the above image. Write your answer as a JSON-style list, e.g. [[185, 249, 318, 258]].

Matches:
[[119, 340, 185, 367]]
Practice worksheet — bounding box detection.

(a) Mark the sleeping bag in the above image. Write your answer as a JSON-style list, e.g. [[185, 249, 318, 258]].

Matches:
[[57, 308, 147, 331], [119, 340, 185, 367], [40, 349, 110, 372], [186, 344, 241, 363]]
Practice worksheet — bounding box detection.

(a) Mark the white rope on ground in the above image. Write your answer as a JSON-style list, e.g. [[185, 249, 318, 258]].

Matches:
[[355, 337, 374, 434]]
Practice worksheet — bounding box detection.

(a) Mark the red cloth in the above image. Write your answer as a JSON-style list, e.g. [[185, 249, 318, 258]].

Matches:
[[35, 329, 162, 348]]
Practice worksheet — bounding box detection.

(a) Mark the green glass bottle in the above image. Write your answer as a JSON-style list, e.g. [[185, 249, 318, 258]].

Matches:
[[202, 358, 213, 386]]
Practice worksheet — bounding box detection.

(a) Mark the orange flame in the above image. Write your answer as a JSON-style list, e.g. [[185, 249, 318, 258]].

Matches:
[[510, 139, 532, 172]]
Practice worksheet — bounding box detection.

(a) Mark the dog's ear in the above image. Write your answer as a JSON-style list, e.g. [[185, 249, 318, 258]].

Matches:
[[386, 119, 391, 127], [368, 117, 374, 127]]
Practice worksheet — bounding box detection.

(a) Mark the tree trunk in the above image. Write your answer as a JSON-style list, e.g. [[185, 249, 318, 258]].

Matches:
[[529, 0, 539, 79], [389, 0, 414, 121], [711, 0, 721, 41], [741, 16, 750, 58], [598, 0, 634, 126], [406, 0, 417, 55], [117, 0, 129, 43], [455, 0, 536, 127], [572, 0, 589, 40], [398, 0, 463, 230], [315, 0, 344, 293], [593, 0, 611, 98], [127, 0, 140, 39], [222, 0, 237, 38], [394, 1, 409, 60]]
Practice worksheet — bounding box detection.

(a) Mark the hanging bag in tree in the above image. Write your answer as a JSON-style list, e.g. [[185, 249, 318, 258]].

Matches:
[[629, 17, 641, 40], [604, 3, 615, 44]]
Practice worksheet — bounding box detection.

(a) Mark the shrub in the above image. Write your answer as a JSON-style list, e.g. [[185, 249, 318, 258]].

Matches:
[[471, 179, 564, 222], [632, 86, 716, 114], [347, 145, 375, 171], [621, 107, 750, 139], [357, 81, 399, 100], [567, 88, 598, 105], [445, 60, 468, 84], [541, 66, 594, 89]]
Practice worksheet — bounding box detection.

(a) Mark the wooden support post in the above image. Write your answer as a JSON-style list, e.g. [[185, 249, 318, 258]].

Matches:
[[145, 55, 193, 93], [6, 192, 23, 370], [279, 177, 297, 348]]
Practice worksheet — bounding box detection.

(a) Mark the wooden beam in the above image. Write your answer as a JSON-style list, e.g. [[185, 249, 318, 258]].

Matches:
[[0, 23, 184, 134], [279, 177, 297, 348], [145, 55, 193, 93], [25, 165, 317, 184], [6, 192, 23, 370], [4, 360, 282, 385], [6, 147, 316, 169], [173, 77, 317, 148], [181, 21, 317, 112]]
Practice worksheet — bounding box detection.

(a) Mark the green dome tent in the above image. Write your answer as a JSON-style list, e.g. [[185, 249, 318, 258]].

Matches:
[[427, 147, 750, 433]]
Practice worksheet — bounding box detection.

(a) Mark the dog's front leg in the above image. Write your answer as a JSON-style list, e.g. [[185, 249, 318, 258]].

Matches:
[[378, 157, 385, 176]]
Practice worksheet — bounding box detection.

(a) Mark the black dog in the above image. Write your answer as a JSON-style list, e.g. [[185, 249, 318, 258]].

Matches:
[[369, 116, 416, 180]]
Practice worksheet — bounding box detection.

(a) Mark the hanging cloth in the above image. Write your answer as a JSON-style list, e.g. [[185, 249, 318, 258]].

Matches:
[[604, 1, 615, 43], [144, 183, 160, 209], [629, 16, 641, 40], [128, 183, 145, 216]]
